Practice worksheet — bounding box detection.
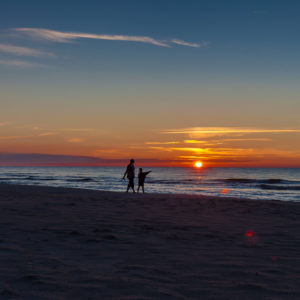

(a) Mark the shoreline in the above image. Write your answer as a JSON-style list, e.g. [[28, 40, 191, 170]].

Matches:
[[0, 166, 298, 202], [0, 182, 293, 203], [0, 183, 300, 299]]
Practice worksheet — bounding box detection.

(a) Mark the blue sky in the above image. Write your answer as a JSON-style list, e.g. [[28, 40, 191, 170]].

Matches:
[[1, 1, 299, 77]]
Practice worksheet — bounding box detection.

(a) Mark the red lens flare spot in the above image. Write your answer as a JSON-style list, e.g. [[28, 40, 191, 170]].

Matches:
[[244, 230, 259, 246], [221, 188, 229, 194], [245, 230, 254, 238]]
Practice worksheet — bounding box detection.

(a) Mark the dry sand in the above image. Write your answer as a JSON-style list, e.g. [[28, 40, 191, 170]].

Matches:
[[0, 183, 299, 299]]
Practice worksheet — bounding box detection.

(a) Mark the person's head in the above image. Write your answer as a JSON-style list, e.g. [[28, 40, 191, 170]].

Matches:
[[139, 168, 143, 173], [130, 159, 135, 164]]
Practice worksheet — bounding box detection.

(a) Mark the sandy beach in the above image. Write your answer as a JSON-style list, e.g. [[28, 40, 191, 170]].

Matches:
[[0, 184, 299, 299]]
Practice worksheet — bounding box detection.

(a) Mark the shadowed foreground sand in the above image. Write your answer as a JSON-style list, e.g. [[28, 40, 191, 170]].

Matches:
[[0, 184, 300, 299]]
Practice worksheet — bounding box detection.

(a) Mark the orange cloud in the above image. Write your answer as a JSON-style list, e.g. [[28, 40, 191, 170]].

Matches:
[[183, 140, 206, 144], [145, 141, 180, 145], [162, 127, 300, 135], [68, 138, 84, 143]]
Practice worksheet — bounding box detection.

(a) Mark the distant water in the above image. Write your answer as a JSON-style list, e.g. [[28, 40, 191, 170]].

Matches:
[[0, 167, 299, 202]]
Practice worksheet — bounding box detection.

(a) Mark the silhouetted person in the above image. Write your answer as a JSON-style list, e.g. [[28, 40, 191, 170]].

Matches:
[[137, 168, 151, 193], [123, 159, 135, 193]]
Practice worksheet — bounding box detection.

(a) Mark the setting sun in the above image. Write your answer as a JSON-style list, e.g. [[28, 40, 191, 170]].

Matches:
[[194, 161, 203, 168]]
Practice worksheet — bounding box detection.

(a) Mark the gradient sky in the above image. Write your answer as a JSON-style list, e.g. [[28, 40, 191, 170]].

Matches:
[[0, 0, 300, 167]]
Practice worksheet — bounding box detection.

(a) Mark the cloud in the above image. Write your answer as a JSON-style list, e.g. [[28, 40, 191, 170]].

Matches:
[[68, 138, 84, 143], [162, 127, 300, 136], [13, 28, 202, 48], [0, 43, 53, 57], [0, 59, 43, 68], [0, 131, 56, 140], [0, 153, 183, 166], [37, 132, 57, 137], [170, 39, 207, 48], [145, 141, 180, 145], [169, 147, 213, 153], [14, 28, 169, 47], [58, 128, 105, 133], [145, 126, 300, 166], [222, 138, 272, 142], [32, 126, 43, 130], [0, 136, 21, 140], [27, 126, 105, 134], [148, 146, 173, 151], [184, 140, 206, 144]]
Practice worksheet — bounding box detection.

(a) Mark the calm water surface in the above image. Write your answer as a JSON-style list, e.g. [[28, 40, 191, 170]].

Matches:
[[0, 167, 299, 202]]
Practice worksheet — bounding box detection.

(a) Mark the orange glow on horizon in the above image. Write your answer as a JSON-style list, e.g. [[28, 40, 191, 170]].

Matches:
[[0, 123, 300, 167]]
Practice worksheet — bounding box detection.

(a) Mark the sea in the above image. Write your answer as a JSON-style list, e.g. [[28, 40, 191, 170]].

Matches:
[[0, 166, 299, 202]]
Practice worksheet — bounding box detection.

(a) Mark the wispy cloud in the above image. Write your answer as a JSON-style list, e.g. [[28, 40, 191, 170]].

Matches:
[[222, 138, 272, 142], [170, 39, 207, 48], [143, 126, 300, 165], [32, 126, 43, 130], [0, 132, 56, 140], [37, 132, 57, 137], [0, 43, 53, 57], [0, 136, 21, 140], [58, 128, 105, 133], [13, 28, 203, 48], [149, 146, 173, 151], [68, 138, 84, 143], [184, 140, 206, 144], [28, 126, 105, 134], [0, 59, 43, 68], [162, 127, 300, 135], [169, 147, 213, 153], [145, 141, 180, 145]]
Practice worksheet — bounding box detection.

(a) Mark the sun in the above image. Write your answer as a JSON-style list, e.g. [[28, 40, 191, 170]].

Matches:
[[194, 161, 203, 168]]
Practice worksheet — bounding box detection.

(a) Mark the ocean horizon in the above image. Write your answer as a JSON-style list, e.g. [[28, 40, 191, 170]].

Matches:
[[0, 166, 299, 202]]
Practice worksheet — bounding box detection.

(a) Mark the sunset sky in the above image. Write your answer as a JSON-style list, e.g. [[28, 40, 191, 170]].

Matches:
[[1, 0, 300, 167]]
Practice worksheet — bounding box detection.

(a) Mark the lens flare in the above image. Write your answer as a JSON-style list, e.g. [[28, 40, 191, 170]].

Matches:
[[221, 188, 229, 194], [245, 230, 254, 237]]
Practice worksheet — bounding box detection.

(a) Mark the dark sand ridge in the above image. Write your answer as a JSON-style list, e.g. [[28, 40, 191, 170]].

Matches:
[[0, 183, 300, 299]]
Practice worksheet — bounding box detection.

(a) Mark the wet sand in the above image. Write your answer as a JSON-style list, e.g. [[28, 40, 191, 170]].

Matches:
[[0, 183, 300, 299]]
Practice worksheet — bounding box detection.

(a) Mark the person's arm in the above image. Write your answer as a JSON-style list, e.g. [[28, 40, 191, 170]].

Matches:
[[145, 171, 152, 176], [123, 168, 128, 179]]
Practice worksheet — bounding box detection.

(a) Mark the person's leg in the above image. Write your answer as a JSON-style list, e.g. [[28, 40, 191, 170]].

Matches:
[[126, 182, 130, 192], [142, 185, 144, 193], [129, 178, 135, 193], [137, 185, 140, 193], [131, 184, 135, 193]]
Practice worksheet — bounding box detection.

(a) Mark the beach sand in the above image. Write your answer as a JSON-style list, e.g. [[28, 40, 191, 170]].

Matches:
[[0, 184, 299, 299]]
